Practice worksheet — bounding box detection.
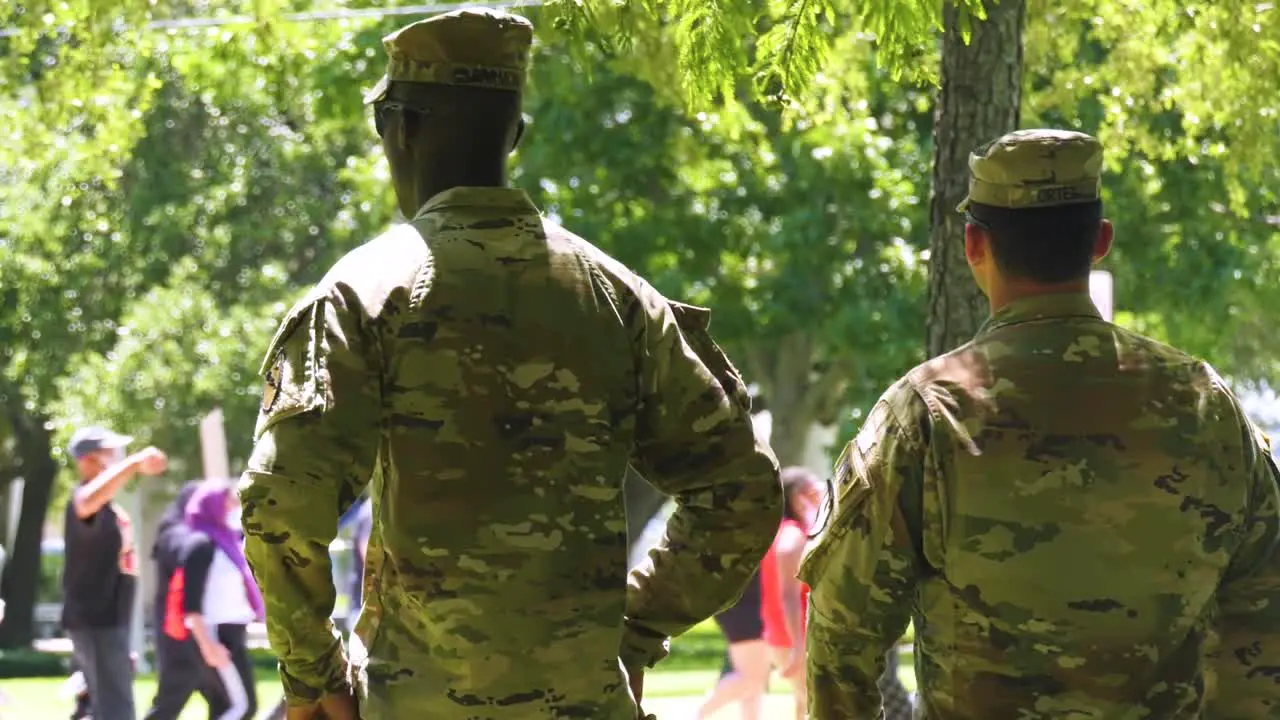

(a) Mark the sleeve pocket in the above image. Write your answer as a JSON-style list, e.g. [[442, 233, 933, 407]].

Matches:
[[667, 300, 751, 412], [798, 441, 875, 587], [255, 299, 331, 441]]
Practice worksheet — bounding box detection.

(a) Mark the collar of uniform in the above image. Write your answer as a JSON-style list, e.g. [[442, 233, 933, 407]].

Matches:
[[976, 292, 1103, 337], [411, 186, 537, 219]]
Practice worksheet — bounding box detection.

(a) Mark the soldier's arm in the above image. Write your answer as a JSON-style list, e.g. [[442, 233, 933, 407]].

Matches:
[[621, 294, 782, 671], [799, 381, 927, 720], [238, 288, 380, 708], [1212, 418, 1280, 718]]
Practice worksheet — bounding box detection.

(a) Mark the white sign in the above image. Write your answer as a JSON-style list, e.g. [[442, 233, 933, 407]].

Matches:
[[5, 478, 22, 553], [1090, 270, 1114, 322], [199, 408, 230, 482], [123, 486, 148, 671]]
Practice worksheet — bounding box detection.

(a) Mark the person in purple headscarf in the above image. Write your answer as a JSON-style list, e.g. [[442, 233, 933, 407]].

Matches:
[[180, 480, 264, 720]]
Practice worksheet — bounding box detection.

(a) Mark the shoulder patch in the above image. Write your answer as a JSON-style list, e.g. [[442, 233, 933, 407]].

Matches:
[[856, 402, 891, 457], [666, 300, 750, 411], [667, 301, 712, 331], [832, 440, 853, 490], [261, 350, 284, 414], [254, 300, 331, 440]]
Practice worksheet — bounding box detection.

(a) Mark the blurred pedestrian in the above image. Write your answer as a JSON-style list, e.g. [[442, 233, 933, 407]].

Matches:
[[63, 426, 167, 720], [180, 480, 263, 720], [693, 574, 770, 720], [758, 467, 823, 719], [143, 480, 226, 720], [337, 493, 372, 630]]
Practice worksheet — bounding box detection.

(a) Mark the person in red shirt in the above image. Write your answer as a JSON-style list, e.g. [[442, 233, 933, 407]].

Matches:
[[760, 466, 824, 720]]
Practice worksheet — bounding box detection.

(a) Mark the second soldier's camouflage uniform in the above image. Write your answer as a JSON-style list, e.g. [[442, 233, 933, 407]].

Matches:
[[238, 9, 782, 720], [800, 130, 1280, 719]]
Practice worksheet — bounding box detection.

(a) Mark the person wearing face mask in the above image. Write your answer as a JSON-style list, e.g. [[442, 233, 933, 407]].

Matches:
[[63, 426, 168, 720], [179, 479, 265, 720]]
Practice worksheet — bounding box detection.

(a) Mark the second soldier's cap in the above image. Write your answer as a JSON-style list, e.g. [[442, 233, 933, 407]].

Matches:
[[67, 426, 133, 460], [956, 129, 1103, 212], [363, 7, 535, 105]]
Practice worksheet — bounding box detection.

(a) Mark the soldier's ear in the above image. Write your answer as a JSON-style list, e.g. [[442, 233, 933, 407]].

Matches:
[[1092, 219, 1114, 264], [963, 222, 989, 268]]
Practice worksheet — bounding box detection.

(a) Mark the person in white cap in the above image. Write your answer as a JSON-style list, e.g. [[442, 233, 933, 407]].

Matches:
[[63, 425, 167, 720]]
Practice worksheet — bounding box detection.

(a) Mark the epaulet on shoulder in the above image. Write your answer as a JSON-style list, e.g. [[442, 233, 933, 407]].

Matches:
[[884, 375, 924, 410], [903, 341, 986, 400], [1256, 425, 1273, 456], [545, 217, 644, 285], [326, 224, 427, 287], [311, 224, 428, 302], [1199, 361, 1230, 391], [667, 301, 711, 331], [258, 225, 426, 376], [831, 439, 854, 489]]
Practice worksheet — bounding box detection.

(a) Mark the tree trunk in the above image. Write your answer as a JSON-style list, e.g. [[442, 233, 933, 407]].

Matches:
[[766, 384, 814, 468], [0, 406, 57, 648], [737, 332, 835, 469], [926, 0, 1027, 357]]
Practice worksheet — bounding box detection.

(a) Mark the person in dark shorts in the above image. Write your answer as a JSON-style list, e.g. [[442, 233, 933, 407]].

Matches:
[[143, 480, 228, 720], [63, 426, 167, 720], [694, 569, 771, 720]]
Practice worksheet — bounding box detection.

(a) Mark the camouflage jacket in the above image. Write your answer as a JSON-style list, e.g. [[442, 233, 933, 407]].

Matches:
[[801, 293, 1280, 719], [238, 187, 781, 719]]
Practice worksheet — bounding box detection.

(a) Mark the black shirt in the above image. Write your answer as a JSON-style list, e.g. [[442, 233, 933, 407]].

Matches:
[[61, 500, 137, 629]]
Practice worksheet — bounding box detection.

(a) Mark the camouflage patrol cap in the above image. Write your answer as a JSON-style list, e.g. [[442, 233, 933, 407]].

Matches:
[[956, 129, 1103, 212], [363, 7, 534, 105]]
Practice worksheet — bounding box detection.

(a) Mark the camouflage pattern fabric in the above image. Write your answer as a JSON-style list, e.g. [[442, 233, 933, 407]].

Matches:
[[955, 129, 1102, 212], [363, 8, 533, 103], [239, 186, 783, 719], [800, 292, 1280, 719]]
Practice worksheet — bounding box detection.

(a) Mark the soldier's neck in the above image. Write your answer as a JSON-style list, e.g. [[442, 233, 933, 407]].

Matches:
[[986, 278, 1091, 314], [416, 166, 507, 205]]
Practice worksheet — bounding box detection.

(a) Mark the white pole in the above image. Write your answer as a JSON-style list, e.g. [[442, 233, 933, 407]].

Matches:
[[125, 486, 148, 671], [199, 408, 230, 482], [5, 478, 22, 553], [1090, 270, 1114, 322]]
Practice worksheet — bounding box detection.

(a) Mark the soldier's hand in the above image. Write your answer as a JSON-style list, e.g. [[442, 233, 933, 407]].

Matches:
[[627, 665, 645, 718]]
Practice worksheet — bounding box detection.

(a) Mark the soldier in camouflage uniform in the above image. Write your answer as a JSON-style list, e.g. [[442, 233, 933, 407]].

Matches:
[[238, 7, 783, 720], [800, 129, 1280, 719]]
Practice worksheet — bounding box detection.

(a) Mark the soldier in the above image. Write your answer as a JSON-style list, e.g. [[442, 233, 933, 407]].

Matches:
[[238, 7, 782, 720], [800, 129, 1280, 719]]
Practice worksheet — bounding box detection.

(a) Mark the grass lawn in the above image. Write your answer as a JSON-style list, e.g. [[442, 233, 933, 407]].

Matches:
[[0, 666, 916, 719], [0, 618, 917, 717], [0, 670, 768, 718]]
